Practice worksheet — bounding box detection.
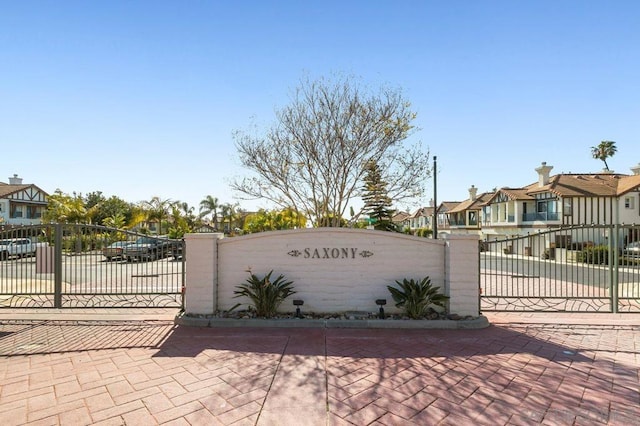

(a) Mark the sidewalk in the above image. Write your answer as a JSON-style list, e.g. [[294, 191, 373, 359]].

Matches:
[[0, 307, 180, 322], [484, 311, 640, 326], [0, 311, 638, 425]]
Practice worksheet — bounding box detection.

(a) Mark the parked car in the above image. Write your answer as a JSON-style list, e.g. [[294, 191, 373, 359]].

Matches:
[[102, 241, 131, 261], [170, 239, 185, 260], [0, 238, 47, 260], [123, 236, 172, 262], [623, 241, 640, 258]]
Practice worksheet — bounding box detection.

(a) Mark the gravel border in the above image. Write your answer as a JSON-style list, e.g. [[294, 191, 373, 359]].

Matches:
[[175, 313, 490, 329]]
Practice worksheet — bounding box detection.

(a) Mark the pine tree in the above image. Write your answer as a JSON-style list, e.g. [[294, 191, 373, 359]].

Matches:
[[362, 160, 397, 231]]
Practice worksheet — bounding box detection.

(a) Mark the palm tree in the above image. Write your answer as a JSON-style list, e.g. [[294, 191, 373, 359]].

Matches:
[[199, 195, 220, 230], [219, 203, 232, 233], [141, 196, 173, 234], [102, 213, 126, 229], [43, 191, 90, 224], [591, 140, 617, 171]]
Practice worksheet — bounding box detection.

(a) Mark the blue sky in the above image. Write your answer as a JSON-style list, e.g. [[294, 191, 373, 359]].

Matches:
[[2, 1, 639, 214]]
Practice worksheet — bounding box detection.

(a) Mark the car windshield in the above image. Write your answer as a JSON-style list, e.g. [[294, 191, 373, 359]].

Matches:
[[627, 242, 640, 248], [0, 241, 9, 246], [134, 237, 156, 244], [133, 236, 167, 244]]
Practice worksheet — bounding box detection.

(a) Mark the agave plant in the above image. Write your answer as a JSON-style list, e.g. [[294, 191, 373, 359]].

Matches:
[[234, 270, 295, 318], [387, 277, 449, 319]]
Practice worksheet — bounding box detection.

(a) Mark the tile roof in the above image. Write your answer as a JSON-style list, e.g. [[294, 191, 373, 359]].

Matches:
[[0, 183, 49, 199], [410, 207, 434, 218], [392, 211, 411, 222], [485, 188, 534, 204], [0, 184, 30, 198], [448, 192, 493, 214], [480, 172, 640, 202], [617, 174, 640, 196], [438, 201, 462, 212], [527, 173, 626, 197]]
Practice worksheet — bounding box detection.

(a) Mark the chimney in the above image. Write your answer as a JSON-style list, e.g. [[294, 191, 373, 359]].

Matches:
[[8, 174, 23, 185], [535, 162, 553, 187], [429, 198, 434, 207], [631, 163, 640, 176], [468, 185, 478, 201]]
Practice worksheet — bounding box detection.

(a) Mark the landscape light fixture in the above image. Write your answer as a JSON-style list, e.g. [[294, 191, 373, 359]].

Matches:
[[375, 299, 387, 319], [293, 299, 304, 318]]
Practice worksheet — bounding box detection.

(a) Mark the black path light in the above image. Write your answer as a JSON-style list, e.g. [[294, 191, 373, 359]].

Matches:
[[375, 299, 387, 319], [293, 299, 304, 318]]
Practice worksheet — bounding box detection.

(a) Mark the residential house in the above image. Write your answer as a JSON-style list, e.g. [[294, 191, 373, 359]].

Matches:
[[391, 211, 411, 231], [408, 206, 434, 231], [0, 175, 48, 226], [434, 201, 460, 235], [480, 162, 640, 244], [446, 186, 494, 236]]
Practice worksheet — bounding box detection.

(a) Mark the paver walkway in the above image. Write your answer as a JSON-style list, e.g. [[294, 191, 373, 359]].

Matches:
[[0, 311, 638, 425]]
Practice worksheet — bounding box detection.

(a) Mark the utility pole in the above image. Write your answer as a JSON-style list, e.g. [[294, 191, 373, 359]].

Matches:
[[432, 156, 438, 239]]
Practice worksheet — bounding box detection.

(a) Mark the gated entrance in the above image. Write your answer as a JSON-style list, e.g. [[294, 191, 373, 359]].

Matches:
[[480, 225, 640, 312], [0, 224, 184, 308]]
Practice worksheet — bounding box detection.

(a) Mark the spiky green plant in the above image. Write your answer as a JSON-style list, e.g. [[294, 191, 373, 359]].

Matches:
[[387, 277, 449, 319], [234, 270, 295, 318]]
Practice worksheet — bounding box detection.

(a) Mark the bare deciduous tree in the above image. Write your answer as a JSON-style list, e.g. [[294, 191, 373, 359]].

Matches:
[[232, 75, 430, 226]]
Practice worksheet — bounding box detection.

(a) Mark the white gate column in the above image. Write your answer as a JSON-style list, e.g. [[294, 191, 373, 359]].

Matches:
[[184, 233, 223, 315], [444, 234, 481, 317]]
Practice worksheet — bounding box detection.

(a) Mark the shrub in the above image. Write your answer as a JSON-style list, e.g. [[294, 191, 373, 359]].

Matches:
[[387, 277, 449, 319], [579, 245, 609, 264], [234, 271, 295, 318], [415, 228, 433, 238]]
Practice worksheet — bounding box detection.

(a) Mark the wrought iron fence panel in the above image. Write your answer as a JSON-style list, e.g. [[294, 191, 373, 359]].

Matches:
[[618, 224, 640, 312], [480, 224, 640, 312], [0, 224, 184, 308]]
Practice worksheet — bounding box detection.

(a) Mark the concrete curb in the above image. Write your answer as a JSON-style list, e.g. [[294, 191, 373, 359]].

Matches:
[[174, 314, 490, 329]]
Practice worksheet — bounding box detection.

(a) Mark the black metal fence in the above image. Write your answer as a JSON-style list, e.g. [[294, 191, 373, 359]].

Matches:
[[0, 224, 184, 308], [480, 225, 640, 312]]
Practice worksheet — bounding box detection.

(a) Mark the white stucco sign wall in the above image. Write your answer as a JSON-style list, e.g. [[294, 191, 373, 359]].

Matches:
[[184, 229, 480, 317]]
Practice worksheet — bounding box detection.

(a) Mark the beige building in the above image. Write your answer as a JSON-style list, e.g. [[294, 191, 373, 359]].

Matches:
[[0, 175, 49, 226]]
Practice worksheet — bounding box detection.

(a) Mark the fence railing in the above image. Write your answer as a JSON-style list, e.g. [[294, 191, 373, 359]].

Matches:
[[480, 224, 640, 312], [521, 212, 560, 222], [0, 224, 184, 308]]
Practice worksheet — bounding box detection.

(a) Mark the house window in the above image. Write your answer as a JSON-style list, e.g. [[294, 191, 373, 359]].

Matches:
[[537, 201, 547, 213], [537, 199, 558, 220], [625, 197, 635, 209], [563, 199, 573, 216], [483, 206, 491, 224], [468, 211, 477, 226]]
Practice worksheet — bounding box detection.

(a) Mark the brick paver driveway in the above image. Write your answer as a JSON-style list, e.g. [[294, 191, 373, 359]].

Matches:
[[0, 315, 638, 425]]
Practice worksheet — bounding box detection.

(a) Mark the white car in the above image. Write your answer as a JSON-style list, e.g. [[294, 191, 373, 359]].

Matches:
[[0, 238, 46, 260], [623, 241, 640, 257]]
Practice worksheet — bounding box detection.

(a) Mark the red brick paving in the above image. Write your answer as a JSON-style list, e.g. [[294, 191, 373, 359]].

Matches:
[[0, 312, 638, 425]]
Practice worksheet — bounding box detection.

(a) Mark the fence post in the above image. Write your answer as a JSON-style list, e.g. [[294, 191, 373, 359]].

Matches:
[[54, 223, 63, 308], [611, 224, 619, 313]]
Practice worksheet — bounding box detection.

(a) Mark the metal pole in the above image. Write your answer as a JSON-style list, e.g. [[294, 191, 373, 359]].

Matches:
[[433, 156, 438, 239], [612, 200, 619, 313], [54, 223, 62, 308]]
